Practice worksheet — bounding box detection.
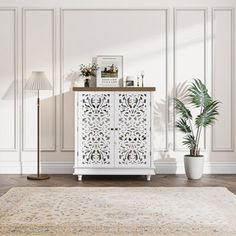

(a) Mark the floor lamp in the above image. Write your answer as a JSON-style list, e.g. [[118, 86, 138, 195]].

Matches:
[[24, 71, 52, 180]]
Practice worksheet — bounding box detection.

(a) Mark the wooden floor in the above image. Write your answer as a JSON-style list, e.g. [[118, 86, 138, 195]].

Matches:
[[1, 174, 236, 197]]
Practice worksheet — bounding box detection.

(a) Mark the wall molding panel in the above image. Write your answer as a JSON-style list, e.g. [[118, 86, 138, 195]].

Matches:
[[0, 8, 18, 151], [173, 8, 207, 151], [60, 8, 169, 152], [212, 8, 235, 152], [60, 8, 74, 152], [163, 8, 169, 152], [153, 8, 169, 152], [22, 8, 56, 152]]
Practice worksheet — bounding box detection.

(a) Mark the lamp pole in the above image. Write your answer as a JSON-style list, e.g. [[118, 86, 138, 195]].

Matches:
[[37, 90, 40, 178], [27, 90, 50, 180]]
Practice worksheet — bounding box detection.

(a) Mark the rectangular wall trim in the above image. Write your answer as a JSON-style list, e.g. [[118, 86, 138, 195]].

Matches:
[[0, 8, 17, 151], [60, 8, 73, 152], [22, 8, 56, 152], [173, 8, 207, 151], [60, 9, 74, 152], [212, 8, 234, 152], [60, 8, 169, 152]]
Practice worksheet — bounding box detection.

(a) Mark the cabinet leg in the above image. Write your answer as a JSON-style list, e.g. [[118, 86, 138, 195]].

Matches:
[[146, 175, 151, 181], [78, 175, 83, 181]]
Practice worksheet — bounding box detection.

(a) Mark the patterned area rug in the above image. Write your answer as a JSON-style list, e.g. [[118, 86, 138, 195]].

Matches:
[[0, 187, 236, 236]]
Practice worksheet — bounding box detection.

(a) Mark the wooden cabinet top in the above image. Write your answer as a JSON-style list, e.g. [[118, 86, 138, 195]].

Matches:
[[73, 87, 156, 92]]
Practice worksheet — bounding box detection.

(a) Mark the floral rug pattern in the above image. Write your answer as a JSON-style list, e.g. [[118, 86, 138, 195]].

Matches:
[[0, 187, 236, 235]]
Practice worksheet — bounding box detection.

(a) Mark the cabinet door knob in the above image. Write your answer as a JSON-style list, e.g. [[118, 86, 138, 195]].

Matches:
[[115, 128, 118, 131], [110, 128, 114, 130]]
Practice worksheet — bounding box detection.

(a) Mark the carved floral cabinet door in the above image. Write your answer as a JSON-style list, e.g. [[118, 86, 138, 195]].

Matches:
[[77, 92, 114, 167], [114, 92, 151, 168]]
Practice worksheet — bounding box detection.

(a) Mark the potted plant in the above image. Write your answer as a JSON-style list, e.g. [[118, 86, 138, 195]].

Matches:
[[79, 63, 98, 87], [174, 79, 220, 180]]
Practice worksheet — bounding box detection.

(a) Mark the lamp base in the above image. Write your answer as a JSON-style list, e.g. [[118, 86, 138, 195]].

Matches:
[[27, 174, 50, 180]]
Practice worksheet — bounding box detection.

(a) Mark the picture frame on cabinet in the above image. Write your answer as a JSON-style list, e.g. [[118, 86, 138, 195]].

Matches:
[[96, 55, 123, 87], [125, 76, 135, 87]]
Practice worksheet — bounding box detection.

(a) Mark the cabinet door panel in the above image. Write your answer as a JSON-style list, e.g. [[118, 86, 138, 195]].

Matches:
[[115, 92, 151, 167], [77, 92, 114, 167]]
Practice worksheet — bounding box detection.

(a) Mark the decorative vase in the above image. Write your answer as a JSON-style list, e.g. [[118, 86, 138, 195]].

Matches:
[[184, 155, 204, 180], [84, 77, 90, 87]]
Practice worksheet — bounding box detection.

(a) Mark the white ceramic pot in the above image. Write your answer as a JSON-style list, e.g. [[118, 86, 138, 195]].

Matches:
[[184, 155, 204, 180]]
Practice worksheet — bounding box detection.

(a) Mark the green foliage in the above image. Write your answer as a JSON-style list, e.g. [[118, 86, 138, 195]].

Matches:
[[174, 98, 192, 120], [182, 134, 196, 150], [175, 78, 220, 156], [189, 79, 212, 108], [176, 118, 191, 133], [195, 101, 220, 128]]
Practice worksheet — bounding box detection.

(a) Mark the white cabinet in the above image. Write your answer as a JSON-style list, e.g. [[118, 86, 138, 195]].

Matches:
[[74, 88, 155, 181]]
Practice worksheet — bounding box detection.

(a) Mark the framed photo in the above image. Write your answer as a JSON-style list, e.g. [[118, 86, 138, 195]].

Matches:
[[125, 76, 135, 87], [96, 55, 123, 87], [126, 81, 134, 86]]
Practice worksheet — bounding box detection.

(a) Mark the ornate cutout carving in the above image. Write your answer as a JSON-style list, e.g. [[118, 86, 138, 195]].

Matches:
[[79, 93, 112, 166], [117, 93, 149, 166]]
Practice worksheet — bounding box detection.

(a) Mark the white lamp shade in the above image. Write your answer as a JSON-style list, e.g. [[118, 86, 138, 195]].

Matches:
[[24, 71, 52, 90]]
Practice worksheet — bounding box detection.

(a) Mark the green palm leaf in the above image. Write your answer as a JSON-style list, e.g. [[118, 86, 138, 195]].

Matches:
[[182, 134, 196, 150], [189, 79, 212, 108], [195, 100, 220, 128], [174, 98, 192, 120], [176, 118, 191, 134], [174, 78, 220, 155]]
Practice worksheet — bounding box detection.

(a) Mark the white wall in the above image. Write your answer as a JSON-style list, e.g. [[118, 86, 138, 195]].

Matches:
[[0, 0, 235, 174]]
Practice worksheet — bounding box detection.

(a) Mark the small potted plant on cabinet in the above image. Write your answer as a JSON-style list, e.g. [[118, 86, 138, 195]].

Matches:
[[79, 63, 98, 87], [174, 79, 220, 180]]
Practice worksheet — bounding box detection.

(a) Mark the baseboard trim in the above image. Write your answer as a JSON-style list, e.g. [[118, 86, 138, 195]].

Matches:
[[0, 161, 236, 174], [0, 162, 22, 174], [155, 161, 236, 174], [0, 161, 74, 174]]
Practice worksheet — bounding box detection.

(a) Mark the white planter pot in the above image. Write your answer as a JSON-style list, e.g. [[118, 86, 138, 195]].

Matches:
[[184, 155, 204, 180]]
